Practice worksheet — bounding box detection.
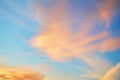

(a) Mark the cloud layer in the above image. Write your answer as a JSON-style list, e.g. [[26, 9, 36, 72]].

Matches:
[[0, 65, 44, 80]]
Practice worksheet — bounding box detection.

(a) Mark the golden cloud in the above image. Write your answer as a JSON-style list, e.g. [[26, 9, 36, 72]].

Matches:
[[0, 66, 45, 80]]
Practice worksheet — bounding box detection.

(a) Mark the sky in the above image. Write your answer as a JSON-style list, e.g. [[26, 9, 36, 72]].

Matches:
[[0, 0, 120, 80]]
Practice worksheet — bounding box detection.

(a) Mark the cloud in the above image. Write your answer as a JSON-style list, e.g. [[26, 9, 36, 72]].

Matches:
[[0, 0, 35, 32], [99, 38, 120, 52], [98, 0, 117, 27], [0, 65, 45, 80], [39, 64, 53, 72], [30, 0, 119, 61], [99, 63, 120, 80], [79, 54, 112, 79]]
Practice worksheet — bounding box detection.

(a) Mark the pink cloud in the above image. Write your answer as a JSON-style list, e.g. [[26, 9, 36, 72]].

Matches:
[[30, 0, 119, 61], [99, 38, 120, 52], [98, 0, 117, 27]]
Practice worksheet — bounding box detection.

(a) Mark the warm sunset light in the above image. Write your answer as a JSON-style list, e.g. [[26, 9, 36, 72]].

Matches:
[[0, 0, 120, 80]]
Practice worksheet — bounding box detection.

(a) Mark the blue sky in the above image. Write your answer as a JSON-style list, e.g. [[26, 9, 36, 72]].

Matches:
[[0, 0, 120, 80]]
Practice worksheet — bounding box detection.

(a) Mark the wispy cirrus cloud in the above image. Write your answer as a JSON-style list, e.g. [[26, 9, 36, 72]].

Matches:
[[98, 0, 117, 27], [31, 0, 119, 61], [0, 0, 36, 32], [99, 38, 120, 52], [39, 64, 53, 72], [78, 54, 112, 79], [99, 63, 120, 80]]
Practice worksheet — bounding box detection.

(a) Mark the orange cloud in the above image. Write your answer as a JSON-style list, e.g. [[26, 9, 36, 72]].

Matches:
[[0, 66, 45, 80], [99, 63, 120, 80], [31, 0, 119, 61]]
